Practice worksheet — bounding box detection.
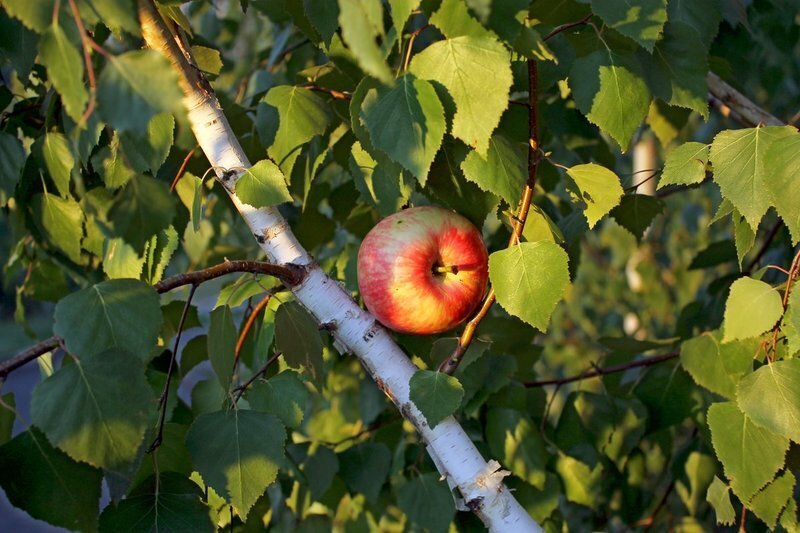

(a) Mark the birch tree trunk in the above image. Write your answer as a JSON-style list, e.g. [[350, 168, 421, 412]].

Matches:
[[138, 2, 540, 530]]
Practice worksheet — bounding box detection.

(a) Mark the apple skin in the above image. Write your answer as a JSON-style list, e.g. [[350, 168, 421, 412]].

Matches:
[[357, 206, 489, 335]]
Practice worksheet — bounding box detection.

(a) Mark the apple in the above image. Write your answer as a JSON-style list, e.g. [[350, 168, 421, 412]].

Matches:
[[357, 206, 489, 335]]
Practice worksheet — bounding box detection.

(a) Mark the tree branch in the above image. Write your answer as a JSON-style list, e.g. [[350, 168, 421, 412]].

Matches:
[[138, 2, 541, 529], [542, 13, 593, 42], [523, 350, 679, 387], [0, 336, 61, 379], [1, 260, 299, 379], [707, 72, 784, 128], [440, 60, 542, 376]]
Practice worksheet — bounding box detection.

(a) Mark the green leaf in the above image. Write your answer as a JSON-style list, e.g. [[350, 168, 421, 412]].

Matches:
[[710, 126, 797, 228], [410, 35, 513, 156], [522, 205, 564, 244], [764, 132, 800, 244], [39, 23, 87, 122], [208, 305, 236, 390], [658, 141, 709, 189], [489, 241, 570, 331], [0, 394, 13, 445], [0, 131, 25, 206], [0, 427, 102, 532], [361, 74, 445, 184], [641, 22, 709, 117], [247, 370, 310, 429], [733, 209, 755, 268], [555, 453, 603, 507], [722, 277, 783, 343], [81, 0, 139, 35], [706, 476, 736, 526], [30, 348, 154, 468], [610, 194, 663, 241], [592, 0, 667, 51], [395, 473, 456, 533], [97, 50, 183, 135], [103, 238, 146, 280], [707, 401, 789, 501], [748, 471, 795, 529], [675, 452, 716, 516], [429, 0, 494, 39], [737, 359, 800, 442], [680, 331, 755, 399], [109, 174, 177, 252], [782, 290, 800, 356], [487, 408, 547, 489], [98, 134, 134, 189], [408, 370, 464, 428], [263, 86, 330, 178], [32, 192, 84, 263], [667, 0, 722, 48], [235, 159, 293, 208], [460, 134, 526, 207], [99, 473, 214, 533], [54, 279, 162, 360], [388, 0, 420, 35], [119, 113, 175, 174], [569, 50, 651, 149], [565, 163, 624, 229], [42, 132, 75, 197], [1, 0, 54, 32], [275, 302, 324, 383], [303, 445, 339, 500], [304, 0, 340, 44], [338, 0, 392, 83], [185, 410, 286, 516], [348, 141, 413, 216], [191, 45, 223, 75], [147, 225, 178, 284], [338, 442, 391, 502]]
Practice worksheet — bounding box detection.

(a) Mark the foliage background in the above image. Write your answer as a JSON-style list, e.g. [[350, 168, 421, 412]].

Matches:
[[1, 0, 800, 531]]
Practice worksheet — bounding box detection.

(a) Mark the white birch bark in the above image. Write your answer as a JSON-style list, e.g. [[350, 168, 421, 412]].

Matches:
[[140, 3, 541, 530]]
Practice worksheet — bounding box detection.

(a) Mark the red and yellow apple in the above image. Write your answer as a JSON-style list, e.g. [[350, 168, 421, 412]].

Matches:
[[357, 206, 489, 335]]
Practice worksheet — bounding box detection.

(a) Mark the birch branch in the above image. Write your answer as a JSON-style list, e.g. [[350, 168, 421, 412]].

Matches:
[[707, 72, 784, 127], [137, 1, 539, 530]]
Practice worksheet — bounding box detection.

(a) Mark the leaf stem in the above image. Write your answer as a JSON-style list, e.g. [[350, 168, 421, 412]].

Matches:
[[439, 60, 542, 376], [147, 283, 197, 453], [522, 350, 678, 387]]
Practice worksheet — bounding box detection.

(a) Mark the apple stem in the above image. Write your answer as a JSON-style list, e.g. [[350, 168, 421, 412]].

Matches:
[[434, 265, 459, 275]]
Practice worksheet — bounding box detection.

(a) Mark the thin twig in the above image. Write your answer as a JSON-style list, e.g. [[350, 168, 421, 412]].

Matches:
[[322, 415, 402, 447], [401, 24, 430, 73], [0, 337, 61, 379], [304, 85, 351, 100], [170, 146, 198, 192], [147, 284, 197, 453], [769, 248, 800, 360], [745, 220, 784, 274], [67, 0, 99, 125], [2, 261, 302, 379], [439, 60, 542, 375], [233, 293, 272, 369], [232, 351, 282, 404], [523, 350, 679, 387], [542, 13, 593, 42], [153, 260, 304, 292], [707, 72, 784, 128]]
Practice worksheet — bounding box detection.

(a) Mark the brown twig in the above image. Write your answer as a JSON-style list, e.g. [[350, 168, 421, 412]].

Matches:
[[707, 72, 784, 128], [67, 0, 100, 125], [745, 220, 784, 274], [153, 260, 304, 292], [769, 248, 800, 361], [232, 351, 282, 404], [233, 293, 272, 368], [147, 284, 197, 453], [0, 336, 61, 379], [401, 24, 430, 72], [304, 85, 352, 100], [439, 60, 542, 375], [170, 146, 198, 192], [542, 13, 593, 42], [523, 350, 679, 387], [2, 260, 303, 379]]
